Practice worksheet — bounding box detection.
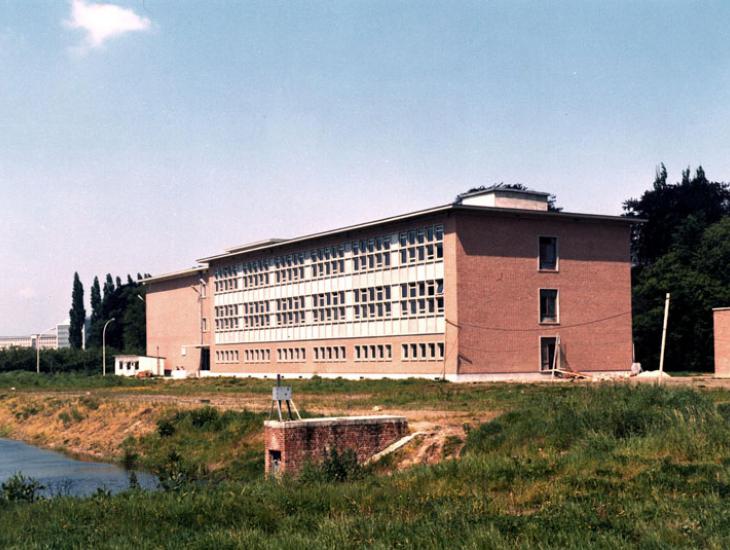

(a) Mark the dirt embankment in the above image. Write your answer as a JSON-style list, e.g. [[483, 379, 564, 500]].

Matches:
[[0, 390, 499, 467], [0, 393, 169, 460]]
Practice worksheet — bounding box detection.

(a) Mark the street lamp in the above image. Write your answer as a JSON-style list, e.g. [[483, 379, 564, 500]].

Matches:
[[35, 326, 57, 375], [102, 318, 116, 376]]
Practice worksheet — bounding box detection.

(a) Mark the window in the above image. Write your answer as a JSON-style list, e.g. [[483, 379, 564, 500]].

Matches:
[[276, 348, 306, 362], [399, 224, 444, 266], [275, 297, 307, 326], [242, 300, 271, 329], [311, 292, 346, 324], [354, 344, 392, 362], [311, 245, 346, 278], [213, 265, 240, 293], [243, 348, 271, 363], [201, 318, 208, 332], [354, 286, 392, 320], [352, 236, 391, 272], [241, 259, 270, 289], [540, 289, 558, 323], [539, 237, 558, 271], [216, 349, 240, 364], [214, 304, 240, 331], [401, 342, 444, 361], [400, 279, 444, 317], [313, 346, 346, 362], [273, 253, 306, 283]]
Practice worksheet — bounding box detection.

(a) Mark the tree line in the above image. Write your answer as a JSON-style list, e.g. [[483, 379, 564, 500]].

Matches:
[[68, 273, 150, 355], [624, 164, 730, 371]]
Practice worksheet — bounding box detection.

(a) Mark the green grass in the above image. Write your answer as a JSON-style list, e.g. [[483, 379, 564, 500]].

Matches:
[[124, 406, 266, 484], [3, 384, 730, 548], [0, 371, 156, 390]]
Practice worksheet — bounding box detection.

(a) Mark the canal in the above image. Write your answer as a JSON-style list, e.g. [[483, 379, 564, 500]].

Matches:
[[0, 438, 157, 497]]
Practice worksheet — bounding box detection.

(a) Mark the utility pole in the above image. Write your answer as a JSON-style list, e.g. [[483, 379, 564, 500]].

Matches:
[[658, 293, 670, 384], [35, 334, 40, 374], [102, 318, 116, 376]]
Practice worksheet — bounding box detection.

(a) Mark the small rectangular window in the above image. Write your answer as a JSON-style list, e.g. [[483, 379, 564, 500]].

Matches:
[[540, 289, 558, 323], [539, 237, 558, 270]]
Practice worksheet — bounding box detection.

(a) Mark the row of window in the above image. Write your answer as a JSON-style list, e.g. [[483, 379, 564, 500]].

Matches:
[[399, 280, 445, 317], [313, 346, 347, 362], [277, 348, 307, 362], [215, 287, 556, 332], [216, 350, 240, 363], [401, 342, 445, 362], [244, 349, 271, 363], [354, 344, 392, 362], [214, 232, 556, 298], [213, 224, 445, 292], [215, 280, 444, 331], [215, 342, 445, 364]]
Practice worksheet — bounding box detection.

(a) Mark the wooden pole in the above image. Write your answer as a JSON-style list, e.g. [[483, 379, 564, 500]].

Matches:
[[658, 293, 670, 384]]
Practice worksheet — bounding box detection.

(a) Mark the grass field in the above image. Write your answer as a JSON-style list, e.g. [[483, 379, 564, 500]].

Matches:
[[2, 382, 730, 548]]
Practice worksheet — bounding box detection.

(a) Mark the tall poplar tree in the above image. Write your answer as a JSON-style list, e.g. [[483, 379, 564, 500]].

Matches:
[[88, 276, 102, 348], [68, 273, 85, 349]]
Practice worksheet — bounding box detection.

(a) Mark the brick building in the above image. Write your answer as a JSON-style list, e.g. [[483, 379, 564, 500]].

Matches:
[[714, 308, 730, 378], [264, 416, 408, 477], [143, 186, 636, 380]]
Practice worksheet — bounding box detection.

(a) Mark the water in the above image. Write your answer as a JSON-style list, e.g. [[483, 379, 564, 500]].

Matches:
[[0, 438, 157, 497]]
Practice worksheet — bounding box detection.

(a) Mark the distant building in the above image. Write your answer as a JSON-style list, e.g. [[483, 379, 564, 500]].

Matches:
[[56, 324, 70, 349], [0, 324, 71, 351], [143, 186, 638, 381]]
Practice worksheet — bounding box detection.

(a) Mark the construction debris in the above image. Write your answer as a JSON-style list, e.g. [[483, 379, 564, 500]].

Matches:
[[636, 370, 672, 379]]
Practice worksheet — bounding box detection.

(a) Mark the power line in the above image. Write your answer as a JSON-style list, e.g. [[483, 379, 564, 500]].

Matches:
[[445, 310, 632, 333]]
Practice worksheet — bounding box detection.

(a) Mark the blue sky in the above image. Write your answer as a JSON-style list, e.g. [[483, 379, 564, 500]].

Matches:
[[2, 0, 730, 334]]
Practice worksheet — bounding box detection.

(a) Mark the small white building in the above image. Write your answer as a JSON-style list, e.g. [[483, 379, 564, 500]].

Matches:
[[114, 355, 166, 377]]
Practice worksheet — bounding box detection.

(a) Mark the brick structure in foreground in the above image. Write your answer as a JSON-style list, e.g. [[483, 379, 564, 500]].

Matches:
[[714, 308, 730, 378], [264, 415, 408, 477]]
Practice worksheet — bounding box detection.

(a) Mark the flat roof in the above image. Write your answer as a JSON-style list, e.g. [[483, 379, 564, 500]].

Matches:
[[143, 266, 207, 284], [713, 307, 730, 312], [196, 203, 643, 264], [224, 238, 287, 254]]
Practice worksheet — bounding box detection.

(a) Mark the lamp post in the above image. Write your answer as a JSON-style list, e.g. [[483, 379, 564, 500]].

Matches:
[[102, 318, 116, 376], [35, 326, 57, 374]]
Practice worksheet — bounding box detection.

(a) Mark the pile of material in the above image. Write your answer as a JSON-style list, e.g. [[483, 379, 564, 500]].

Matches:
[[635, 370, 672, 379]]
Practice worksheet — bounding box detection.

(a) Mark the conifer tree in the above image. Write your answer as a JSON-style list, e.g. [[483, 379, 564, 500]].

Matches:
[[68, 273, 85, 349]]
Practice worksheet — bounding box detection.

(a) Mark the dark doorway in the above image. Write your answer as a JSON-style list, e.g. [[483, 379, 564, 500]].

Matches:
[[540, 337, 557, 371], [200, 348, 210, 371], [269, 450, 282, 475]]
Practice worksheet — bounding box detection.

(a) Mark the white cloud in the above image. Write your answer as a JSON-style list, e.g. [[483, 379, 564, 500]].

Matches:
[[64, 0, 152, 51]]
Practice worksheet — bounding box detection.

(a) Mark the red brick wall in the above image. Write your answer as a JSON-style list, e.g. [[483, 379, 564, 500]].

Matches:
[[264, 416, 408, 477], [454, 212, 633, 374], [146, 272, 209, 373], [714, 309, 730, 377]]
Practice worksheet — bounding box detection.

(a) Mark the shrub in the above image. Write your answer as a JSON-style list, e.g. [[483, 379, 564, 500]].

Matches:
[[0, 474, 44, 503], [300, 448, 365, 483]]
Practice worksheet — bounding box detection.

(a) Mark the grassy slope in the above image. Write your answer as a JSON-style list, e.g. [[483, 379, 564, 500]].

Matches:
[[2, 384, 730, 548]]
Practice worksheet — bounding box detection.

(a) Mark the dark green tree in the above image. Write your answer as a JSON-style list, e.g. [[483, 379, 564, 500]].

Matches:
[[68, 273, 85, 349], [627, 166, 730, 371], [624, 164, 730, 265], [88, 276, 102, 348], [122, 280, 146, 354]]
